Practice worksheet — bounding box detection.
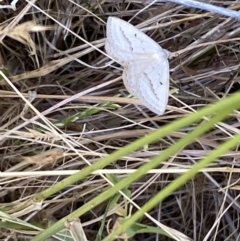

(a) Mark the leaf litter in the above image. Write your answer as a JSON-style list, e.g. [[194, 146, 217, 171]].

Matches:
[[0, 1, 240, 240]]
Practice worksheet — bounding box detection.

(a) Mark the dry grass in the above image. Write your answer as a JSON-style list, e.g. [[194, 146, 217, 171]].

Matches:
[[0, 0, 240, 240]]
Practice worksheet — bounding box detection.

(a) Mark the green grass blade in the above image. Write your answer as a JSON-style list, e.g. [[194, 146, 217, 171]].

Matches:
[[31, 92, 240, 241], [102, 127, 240, 241]]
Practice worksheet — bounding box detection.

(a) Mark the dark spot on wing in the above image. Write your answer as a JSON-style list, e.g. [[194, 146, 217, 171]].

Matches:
[[158, 72, 163, 85]]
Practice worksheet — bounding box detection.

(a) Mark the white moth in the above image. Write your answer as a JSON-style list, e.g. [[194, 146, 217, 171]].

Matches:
[[105, 17, 169, 115]]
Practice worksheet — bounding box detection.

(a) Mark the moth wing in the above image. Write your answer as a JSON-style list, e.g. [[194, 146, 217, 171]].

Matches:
[[136, 59, 169, 115], [105, 17, 166, 64], [123, 59, 169, 115], [122, 62, 138, 96]]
